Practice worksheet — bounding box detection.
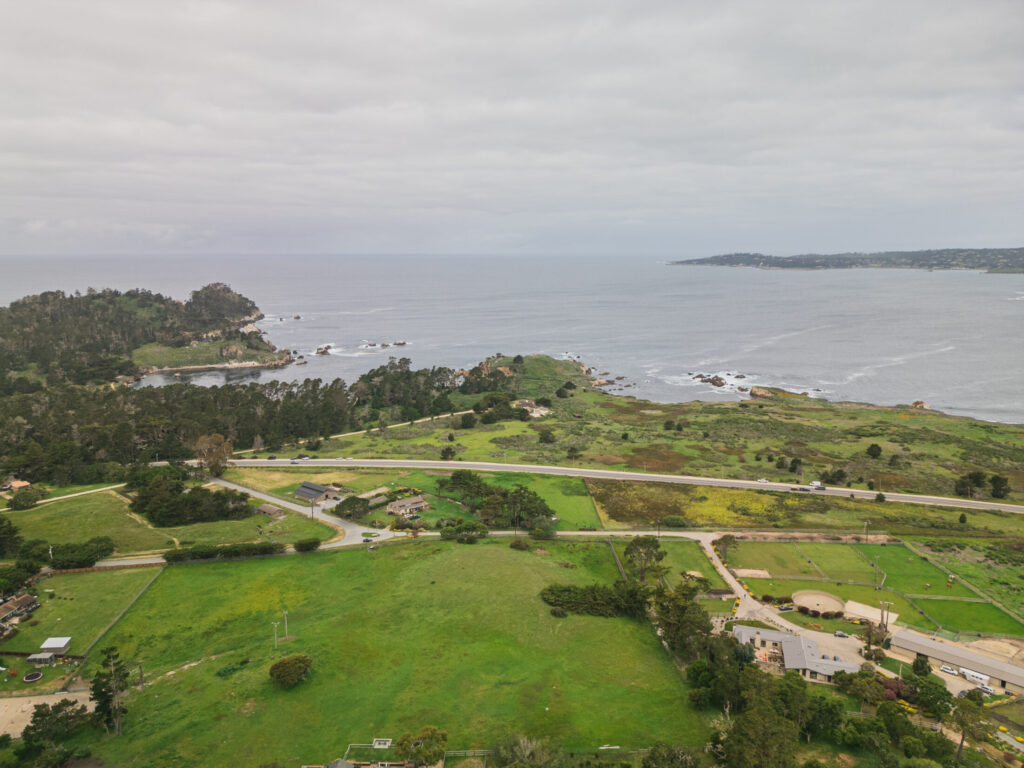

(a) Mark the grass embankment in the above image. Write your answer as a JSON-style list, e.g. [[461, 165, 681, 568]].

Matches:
[[132, 340, 287, 369], [246, 354, 1024, 505], [915, 539, 1024, 620], [586, 478, 1024, 538], [3, 489, 333, 555], [659, 540, 728, 590], [75, 540, 704, 766]]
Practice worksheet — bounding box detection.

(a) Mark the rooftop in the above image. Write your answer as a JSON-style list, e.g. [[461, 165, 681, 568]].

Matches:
[[733, 625, 860, 678], [891, 630, 1024, 687]]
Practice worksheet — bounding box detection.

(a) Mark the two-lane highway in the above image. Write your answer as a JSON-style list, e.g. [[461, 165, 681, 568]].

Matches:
[[228, 457, 1024, 515]]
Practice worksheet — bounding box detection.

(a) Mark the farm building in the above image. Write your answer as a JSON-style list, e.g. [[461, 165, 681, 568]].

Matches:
[[0, 592, 40, 625], [294, 482, 339, 504], [26, 653, 56, 667], [40, 636, 71, 655], [0, 479, 31, 492], [891, 630, 1024, 693], [257, 503, 287, 519], [733, 625, 859, 683], [386, 496, 429, 516]]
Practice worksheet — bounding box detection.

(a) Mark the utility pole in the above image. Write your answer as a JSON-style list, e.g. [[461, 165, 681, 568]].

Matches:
[[283, 610, 289, 639], [272, 621, 279, 649]]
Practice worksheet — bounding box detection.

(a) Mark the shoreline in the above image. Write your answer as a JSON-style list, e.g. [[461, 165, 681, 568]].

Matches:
[[138, 356, 292, 376]]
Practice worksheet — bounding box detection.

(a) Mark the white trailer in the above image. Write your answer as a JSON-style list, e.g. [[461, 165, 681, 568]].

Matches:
[[960, 668, 990, 686]]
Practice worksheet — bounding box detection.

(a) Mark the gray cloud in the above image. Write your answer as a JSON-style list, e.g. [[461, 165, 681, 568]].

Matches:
[[1, 1, 1022, 256]]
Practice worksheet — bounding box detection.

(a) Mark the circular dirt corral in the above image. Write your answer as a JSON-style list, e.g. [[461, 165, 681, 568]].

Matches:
[[792, 590, 845, 613]]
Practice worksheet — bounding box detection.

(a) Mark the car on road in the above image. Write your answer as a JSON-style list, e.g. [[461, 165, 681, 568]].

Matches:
[[940, 665, 957, 675], [267, 455, 277, 460], [757, 478, 768, 484], [290, 460, 298, 465], [834, 630, 849, 638]]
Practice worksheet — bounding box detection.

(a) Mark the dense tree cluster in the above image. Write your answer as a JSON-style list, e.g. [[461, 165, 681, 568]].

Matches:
[[0, 283, 260, 387], [438, 470, 556, 533], [130, 472, 250, 527]]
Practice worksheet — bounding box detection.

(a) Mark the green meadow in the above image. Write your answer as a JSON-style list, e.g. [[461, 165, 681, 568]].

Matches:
[[75, 540, 706, 767]]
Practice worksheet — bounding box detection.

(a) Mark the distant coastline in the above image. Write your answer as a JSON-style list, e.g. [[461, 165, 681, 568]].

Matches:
[[672, 247, 1024, 273]]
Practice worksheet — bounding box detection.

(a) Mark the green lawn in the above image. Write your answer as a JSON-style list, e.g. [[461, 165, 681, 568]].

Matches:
[[913, 599, 1024, 636], [2, 490, 333, 554], [660, 540, 728, 590], [76, 540, 705, 766], [132, 340, 286, 368], [730, 541, 820, 578], [3, 568, 160, 655], [4, 491, 170, 552], [796, 543, 878, 583], [854, 544, 976, 597]]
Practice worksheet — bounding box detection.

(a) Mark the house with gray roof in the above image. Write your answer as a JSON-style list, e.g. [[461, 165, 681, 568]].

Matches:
[[891, 630, 1024, 693], [733, 625, 860, 683]]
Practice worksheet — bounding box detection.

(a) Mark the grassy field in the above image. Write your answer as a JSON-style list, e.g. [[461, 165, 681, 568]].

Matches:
[[132, 340, 287, 369], [585, 478, 1024, 538], [916, 540, 1024, 619], [854, 544, 977, 597], [913, 599, 1024, 636], [3, 568, 159, 655], [242, 354, 1024, 507], [3, 491, 170, 552], [660, 540, 728, 590], [730, 541, 820, 578], [795, 543, 878, 582], [75, 540, 705, 766], [2, 489, 333, 553]]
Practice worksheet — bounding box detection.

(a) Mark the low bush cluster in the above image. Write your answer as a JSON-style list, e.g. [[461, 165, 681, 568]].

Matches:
[[269, 653, 312, 688], [539, 581, 649, 619], [662, 515, 688, 527], [293, 538, 322, 552], [509, 538, 530, 551], [164, 541, 284, 563]]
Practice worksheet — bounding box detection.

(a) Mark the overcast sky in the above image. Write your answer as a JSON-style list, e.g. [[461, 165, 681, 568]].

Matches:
[[2, 1, 1022, 257]]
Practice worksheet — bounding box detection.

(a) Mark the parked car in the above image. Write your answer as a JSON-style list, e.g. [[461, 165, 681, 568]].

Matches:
[[940, 665, 957, 675], [362, 538, 373, 543], [779, 605, 794, 612], [978, 684, 996, 695], [833, 655, 841, 661], [834, 630, 849, 638]]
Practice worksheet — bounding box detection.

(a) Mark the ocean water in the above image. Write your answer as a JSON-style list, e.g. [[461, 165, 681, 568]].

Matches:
[[2, 254, 1022, 423]]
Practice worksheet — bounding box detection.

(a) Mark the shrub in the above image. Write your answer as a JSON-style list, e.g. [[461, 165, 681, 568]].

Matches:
[[798, 605, 810, 615], [509, 539, 530, 551], [269, 654, 312, 688], [7, 487, 47, 510], [293, 538, 321, 553], [662, 515, 688, 528], [809, 609, 820, 618], [550, 606, 567, 618], [529, 527, 556, 540], [761, 594, 774, 603]]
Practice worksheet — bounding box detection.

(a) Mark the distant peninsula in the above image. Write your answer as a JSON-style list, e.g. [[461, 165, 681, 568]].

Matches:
[[672, 247, 1024, 273]]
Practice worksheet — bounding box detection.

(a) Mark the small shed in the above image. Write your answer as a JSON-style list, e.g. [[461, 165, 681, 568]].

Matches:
[[27, 653, 56, 667], [258, 503, 286, 519], [40, 636, 71, 655]]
